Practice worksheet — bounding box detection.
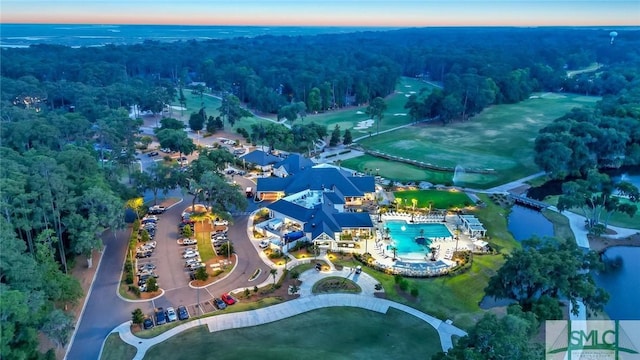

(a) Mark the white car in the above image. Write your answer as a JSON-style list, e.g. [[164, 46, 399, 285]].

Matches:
[[180, 238, 197, 246], [166, 307, 177, 322], [182, 250, 200, 259], [259, 240, 270, 249], [187, 262, 205, 271], [185, 258, 202, 267], [142, 215, 158, 222], [214, 219, 229, 226], [148, 205, 166, 214]]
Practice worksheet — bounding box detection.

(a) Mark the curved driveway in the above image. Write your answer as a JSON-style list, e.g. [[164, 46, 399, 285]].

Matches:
[[113, 269, 466, 360]]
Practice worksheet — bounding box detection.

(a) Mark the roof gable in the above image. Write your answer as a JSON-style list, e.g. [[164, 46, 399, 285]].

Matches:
[[241, 150, 281, 166]]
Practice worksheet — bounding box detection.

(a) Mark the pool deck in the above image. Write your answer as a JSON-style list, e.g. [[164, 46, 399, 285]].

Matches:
[[367, 213, 477, 270]]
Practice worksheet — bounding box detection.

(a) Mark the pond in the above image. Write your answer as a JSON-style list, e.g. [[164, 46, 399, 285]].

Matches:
[[593, 246, 640, 320], [507, 204, 554, 242]]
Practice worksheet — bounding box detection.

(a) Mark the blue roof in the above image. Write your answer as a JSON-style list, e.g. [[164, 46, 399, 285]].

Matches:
[[274, 153, 314, 175], [323, 191, 344, 205], [256, 177, 288, 192], [275, 167, 373, 196], [262, 165, 376, 241], [241, 150, 281, 166]]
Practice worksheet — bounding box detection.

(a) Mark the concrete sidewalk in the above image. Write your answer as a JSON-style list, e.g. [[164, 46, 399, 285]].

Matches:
[[111, 268, 466, 359]]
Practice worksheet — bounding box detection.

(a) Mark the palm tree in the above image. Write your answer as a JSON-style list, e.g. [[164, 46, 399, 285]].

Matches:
[[394, 197, 403, 211], [270, 268, 278, 287]]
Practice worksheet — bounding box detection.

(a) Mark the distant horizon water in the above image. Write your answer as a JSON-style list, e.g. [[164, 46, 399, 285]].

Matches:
[[0, 24, 400, 48], [1, 23, 637, 48]]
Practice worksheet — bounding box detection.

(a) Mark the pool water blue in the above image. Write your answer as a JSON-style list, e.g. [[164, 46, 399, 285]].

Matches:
[[385, 220, 452, 256]]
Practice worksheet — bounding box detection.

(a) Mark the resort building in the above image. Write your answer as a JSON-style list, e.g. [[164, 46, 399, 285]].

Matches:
[[256, 165, 376, 251], [240, 150, 282, 173], [272, 153, 315, 178]]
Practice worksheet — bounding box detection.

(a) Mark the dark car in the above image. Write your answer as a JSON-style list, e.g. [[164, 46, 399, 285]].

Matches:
[[136, 250, 152, 258], [155, 307, 167, 325], [143, 317, 154, 329], [147, 151, 159, 157], [315, 263, 322, 271], [137, 263, 156, 272], [221, 293, 236, 305], [213, 298, 227, 310], [355, 265, 362, 274], [177, 305, 190, 320]]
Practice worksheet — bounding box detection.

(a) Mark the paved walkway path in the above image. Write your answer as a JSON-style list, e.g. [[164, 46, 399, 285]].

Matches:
[[112, 268, 466, 359]]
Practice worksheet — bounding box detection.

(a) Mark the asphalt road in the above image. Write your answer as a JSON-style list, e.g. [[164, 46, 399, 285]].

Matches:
[[66, 189, 273, 360]]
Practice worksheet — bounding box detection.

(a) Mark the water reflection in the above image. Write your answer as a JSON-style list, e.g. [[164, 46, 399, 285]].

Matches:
[[593, 246, 640, 320], [507, 204, 554, 242]]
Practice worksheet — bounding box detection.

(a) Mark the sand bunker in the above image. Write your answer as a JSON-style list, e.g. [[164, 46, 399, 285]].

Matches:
[[393, 113, 407, 116], [171, 105, 187, 111], [356, 111, 365, 115], [404, 85, 412, 88], [353, 119, 374, 130]]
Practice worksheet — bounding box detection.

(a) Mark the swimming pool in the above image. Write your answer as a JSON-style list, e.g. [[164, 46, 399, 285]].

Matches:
[[385, 220, 453, 259]]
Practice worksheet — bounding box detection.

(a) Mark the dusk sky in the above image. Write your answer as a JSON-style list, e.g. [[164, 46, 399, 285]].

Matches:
[[1, 0, 638, 27]]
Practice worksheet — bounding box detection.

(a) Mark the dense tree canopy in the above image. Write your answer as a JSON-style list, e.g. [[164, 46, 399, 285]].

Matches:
[[485, 238, 608, 318], [433, 305, 543, 360], [1, 26, 639, 357]]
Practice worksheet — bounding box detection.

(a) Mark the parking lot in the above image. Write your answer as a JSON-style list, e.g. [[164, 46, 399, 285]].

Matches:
[[135, 200, 254, 324]]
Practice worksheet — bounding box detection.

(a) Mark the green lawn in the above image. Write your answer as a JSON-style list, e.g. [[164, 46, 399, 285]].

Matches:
[[392, 189, 473, 210], [281, 77, 436, 135], [100, 333, 137, 360], [172, 90, 267, 135], [195, 232, 215, 262], [143, 307, 442, 360], [544, 195, 640, 230], [350, 93, 599, 188]]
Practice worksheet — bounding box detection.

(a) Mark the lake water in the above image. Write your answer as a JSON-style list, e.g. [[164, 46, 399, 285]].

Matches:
[[507, 204, 555, 242], [593, 246, 640, 320]]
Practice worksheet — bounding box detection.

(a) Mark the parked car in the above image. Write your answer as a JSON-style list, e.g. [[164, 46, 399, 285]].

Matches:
[[143, 317, 154, 329], [355, 265, 362, 274], [136, 250, 152, 258], [221, 293, 236, 305], [180, 238, 197, 246], [142, 215, 159, 222], [147, 151, 159, 157], [185, 258, 202, 267], [148, 205, 166, 214], [211, 233, 228, 240], [225, 169, 236, 175], [166, 307, 177, 322], [142, 241, 157, 249], [177, 305, 190, 320], [155, 307, 167, 325], [182, 250, 200, 259], [137, 263, 156, 272], [137, 245, 154, 253], [186, 262, 205, 271], [142, 222, 157, 230], [315, 263, 322, 271], [259, 240, 270, 249], [213, 298, 227, 310], [214, 219, 229, 226], [137, 269, 159, 278]]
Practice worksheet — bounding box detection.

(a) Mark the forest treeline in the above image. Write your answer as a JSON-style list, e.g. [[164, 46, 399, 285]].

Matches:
[[1, 27, 640, 359], [2, 27, 640, 120]]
